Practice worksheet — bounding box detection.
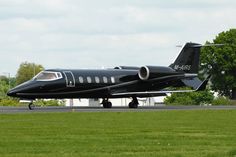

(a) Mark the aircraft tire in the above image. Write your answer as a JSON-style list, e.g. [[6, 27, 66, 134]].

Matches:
[[103, 102, 112, 108], [128, 102, 138, 108], [107, 102, 112, 108], [28, 103, 35, 110]]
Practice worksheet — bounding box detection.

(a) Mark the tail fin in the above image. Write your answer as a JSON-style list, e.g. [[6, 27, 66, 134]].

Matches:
[[170, 42, 201, 73]]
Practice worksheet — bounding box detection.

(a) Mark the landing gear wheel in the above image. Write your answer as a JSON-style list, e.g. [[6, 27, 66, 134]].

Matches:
[[28, 102, 35, 110], [128, 97, 139, 108], [102, 99, 112, 108], [128, 102, 138, 108]]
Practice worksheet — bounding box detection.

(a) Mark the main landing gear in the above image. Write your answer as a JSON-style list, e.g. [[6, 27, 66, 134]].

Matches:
[[102, 99, 112, 108], [128, 97, 139, 108], [102, 97, 139, 109]]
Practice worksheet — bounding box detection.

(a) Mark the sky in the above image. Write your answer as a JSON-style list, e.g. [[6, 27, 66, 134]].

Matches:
[[0, 0, 235, 76]]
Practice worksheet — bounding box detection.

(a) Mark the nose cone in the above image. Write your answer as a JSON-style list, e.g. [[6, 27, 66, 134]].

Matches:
[[7, 80, 38, 98], [7, 81, 32, 97], [7, 89, 17, 97]]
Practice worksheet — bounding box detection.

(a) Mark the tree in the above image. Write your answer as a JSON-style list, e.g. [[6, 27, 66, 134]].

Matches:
[[164, 89, 214, 105], [0, 75, 16, 89], [16, 62, 44, 85], [200, 29, 236, 99], [0, 76, 8, 84], [0, 80, 9, 98], [0, 79, 19, 106]]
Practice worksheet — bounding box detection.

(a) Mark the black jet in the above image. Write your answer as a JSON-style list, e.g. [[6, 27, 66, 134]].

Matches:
[[7, 42, 210, 109]]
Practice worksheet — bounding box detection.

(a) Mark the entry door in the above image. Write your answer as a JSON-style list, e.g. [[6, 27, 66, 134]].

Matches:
[[63, 71, 75, 87]]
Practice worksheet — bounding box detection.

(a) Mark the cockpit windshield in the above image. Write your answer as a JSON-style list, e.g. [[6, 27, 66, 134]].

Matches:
[[33, 71, 63, 81]]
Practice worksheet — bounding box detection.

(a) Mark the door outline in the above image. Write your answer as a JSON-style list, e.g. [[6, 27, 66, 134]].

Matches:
[[63, 71, 75, 87]]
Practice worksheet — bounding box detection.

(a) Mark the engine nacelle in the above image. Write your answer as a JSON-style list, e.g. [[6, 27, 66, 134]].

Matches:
[[138, 66, 175, 80], [114, 66, 140, 70]]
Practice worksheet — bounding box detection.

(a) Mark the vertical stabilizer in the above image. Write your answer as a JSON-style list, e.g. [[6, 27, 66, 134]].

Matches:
[[170, 42, 201, 73]]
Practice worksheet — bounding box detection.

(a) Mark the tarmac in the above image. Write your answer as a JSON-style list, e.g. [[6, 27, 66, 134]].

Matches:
[[1, 105, 236, 113]]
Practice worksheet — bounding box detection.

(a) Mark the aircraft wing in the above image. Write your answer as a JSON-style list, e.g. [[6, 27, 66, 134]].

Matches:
[[111, 75, 210, 97]]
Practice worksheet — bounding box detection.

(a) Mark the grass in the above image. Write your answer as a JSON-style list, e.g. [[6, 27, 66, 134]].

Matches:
[[1, 110, 236, 157]]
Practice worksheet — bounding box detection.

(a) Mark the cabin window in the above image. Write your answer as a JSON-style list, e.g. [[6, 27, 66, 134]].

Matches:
[[34, 71, 62, 81], [87, 77, 92, 83], [111, 77, 115, 83], [103, 76, 108, 83], [79, 76, 84, 83], [95, 77, 100, 83]]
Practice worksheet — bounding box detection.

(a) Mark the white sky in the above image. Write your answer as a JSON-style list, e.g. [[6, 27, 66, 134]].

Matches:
[[0, 0, 235, 76]]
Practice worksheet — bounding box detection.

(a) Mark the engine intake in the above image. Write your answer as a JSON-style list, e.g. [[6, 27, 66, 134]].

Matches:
[[138, 66, 175, 80], [138, 66, 150, 80]]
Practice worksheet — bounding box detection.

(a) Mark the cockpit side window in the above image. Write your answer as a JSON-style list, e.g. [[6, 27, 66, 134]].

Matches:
[[34, 71, 63, 81]]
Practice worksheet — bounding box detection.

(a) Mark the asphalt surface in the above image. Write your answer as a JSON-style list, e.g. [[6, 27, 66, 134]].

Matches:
[[1, 105, 236, 113]]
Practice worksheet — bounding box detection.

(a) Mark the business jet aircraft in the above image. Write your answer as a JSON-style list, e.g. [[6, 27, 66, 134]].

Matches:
[[7, 42, 210, 109]]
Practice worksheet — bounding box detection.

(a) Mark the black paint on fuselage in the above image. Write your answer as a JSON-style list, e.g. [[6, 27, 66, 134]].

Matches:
[[8, 68, 182, 99]]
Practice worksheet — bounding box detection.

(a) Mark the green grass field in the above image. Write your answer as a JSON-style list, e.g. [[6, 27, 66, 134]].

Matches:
[[1, 110, 236, 157]]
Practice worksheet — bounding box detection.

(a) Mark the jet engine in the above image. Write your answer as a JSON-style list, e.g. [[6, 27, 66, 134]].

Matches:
[[138, 66, 176, 80]]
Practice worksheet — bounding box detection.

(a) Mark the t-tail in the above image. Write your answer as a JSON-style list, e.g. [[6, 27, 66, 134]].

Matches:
[[170, 42, 202, 74]]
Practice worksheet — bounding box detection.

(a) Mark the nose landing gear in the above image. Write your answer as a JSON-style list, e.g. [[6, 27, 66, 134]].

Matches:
[[28, 102, 35, 110]]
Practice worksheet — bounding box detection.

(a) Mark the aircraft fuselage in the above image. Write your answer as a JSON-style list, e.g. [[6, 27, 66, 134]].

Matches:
[[8, 67, 184, 99], [7, 42, 209, 109]]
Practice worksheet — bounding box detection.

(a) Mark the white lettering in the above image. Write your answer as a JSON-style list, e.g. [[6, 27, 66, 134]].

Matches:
[[174, 65, 191, 71]]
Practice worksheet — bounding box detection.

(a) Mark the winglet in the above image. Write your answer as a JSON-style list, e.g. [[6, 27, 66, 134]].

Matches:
[[196, 75, 211, 91]]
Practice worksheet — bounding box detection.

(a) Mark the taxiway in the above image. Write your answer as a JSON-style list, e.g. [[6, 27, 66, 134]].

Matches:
[[1, 105, 236, 113]]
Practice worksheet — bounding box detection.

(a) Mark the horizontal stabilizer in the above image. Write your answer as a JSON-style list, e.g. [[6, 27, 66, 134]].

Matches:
[[196, 75, 211, 91], [181, 77, 202, 89]]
